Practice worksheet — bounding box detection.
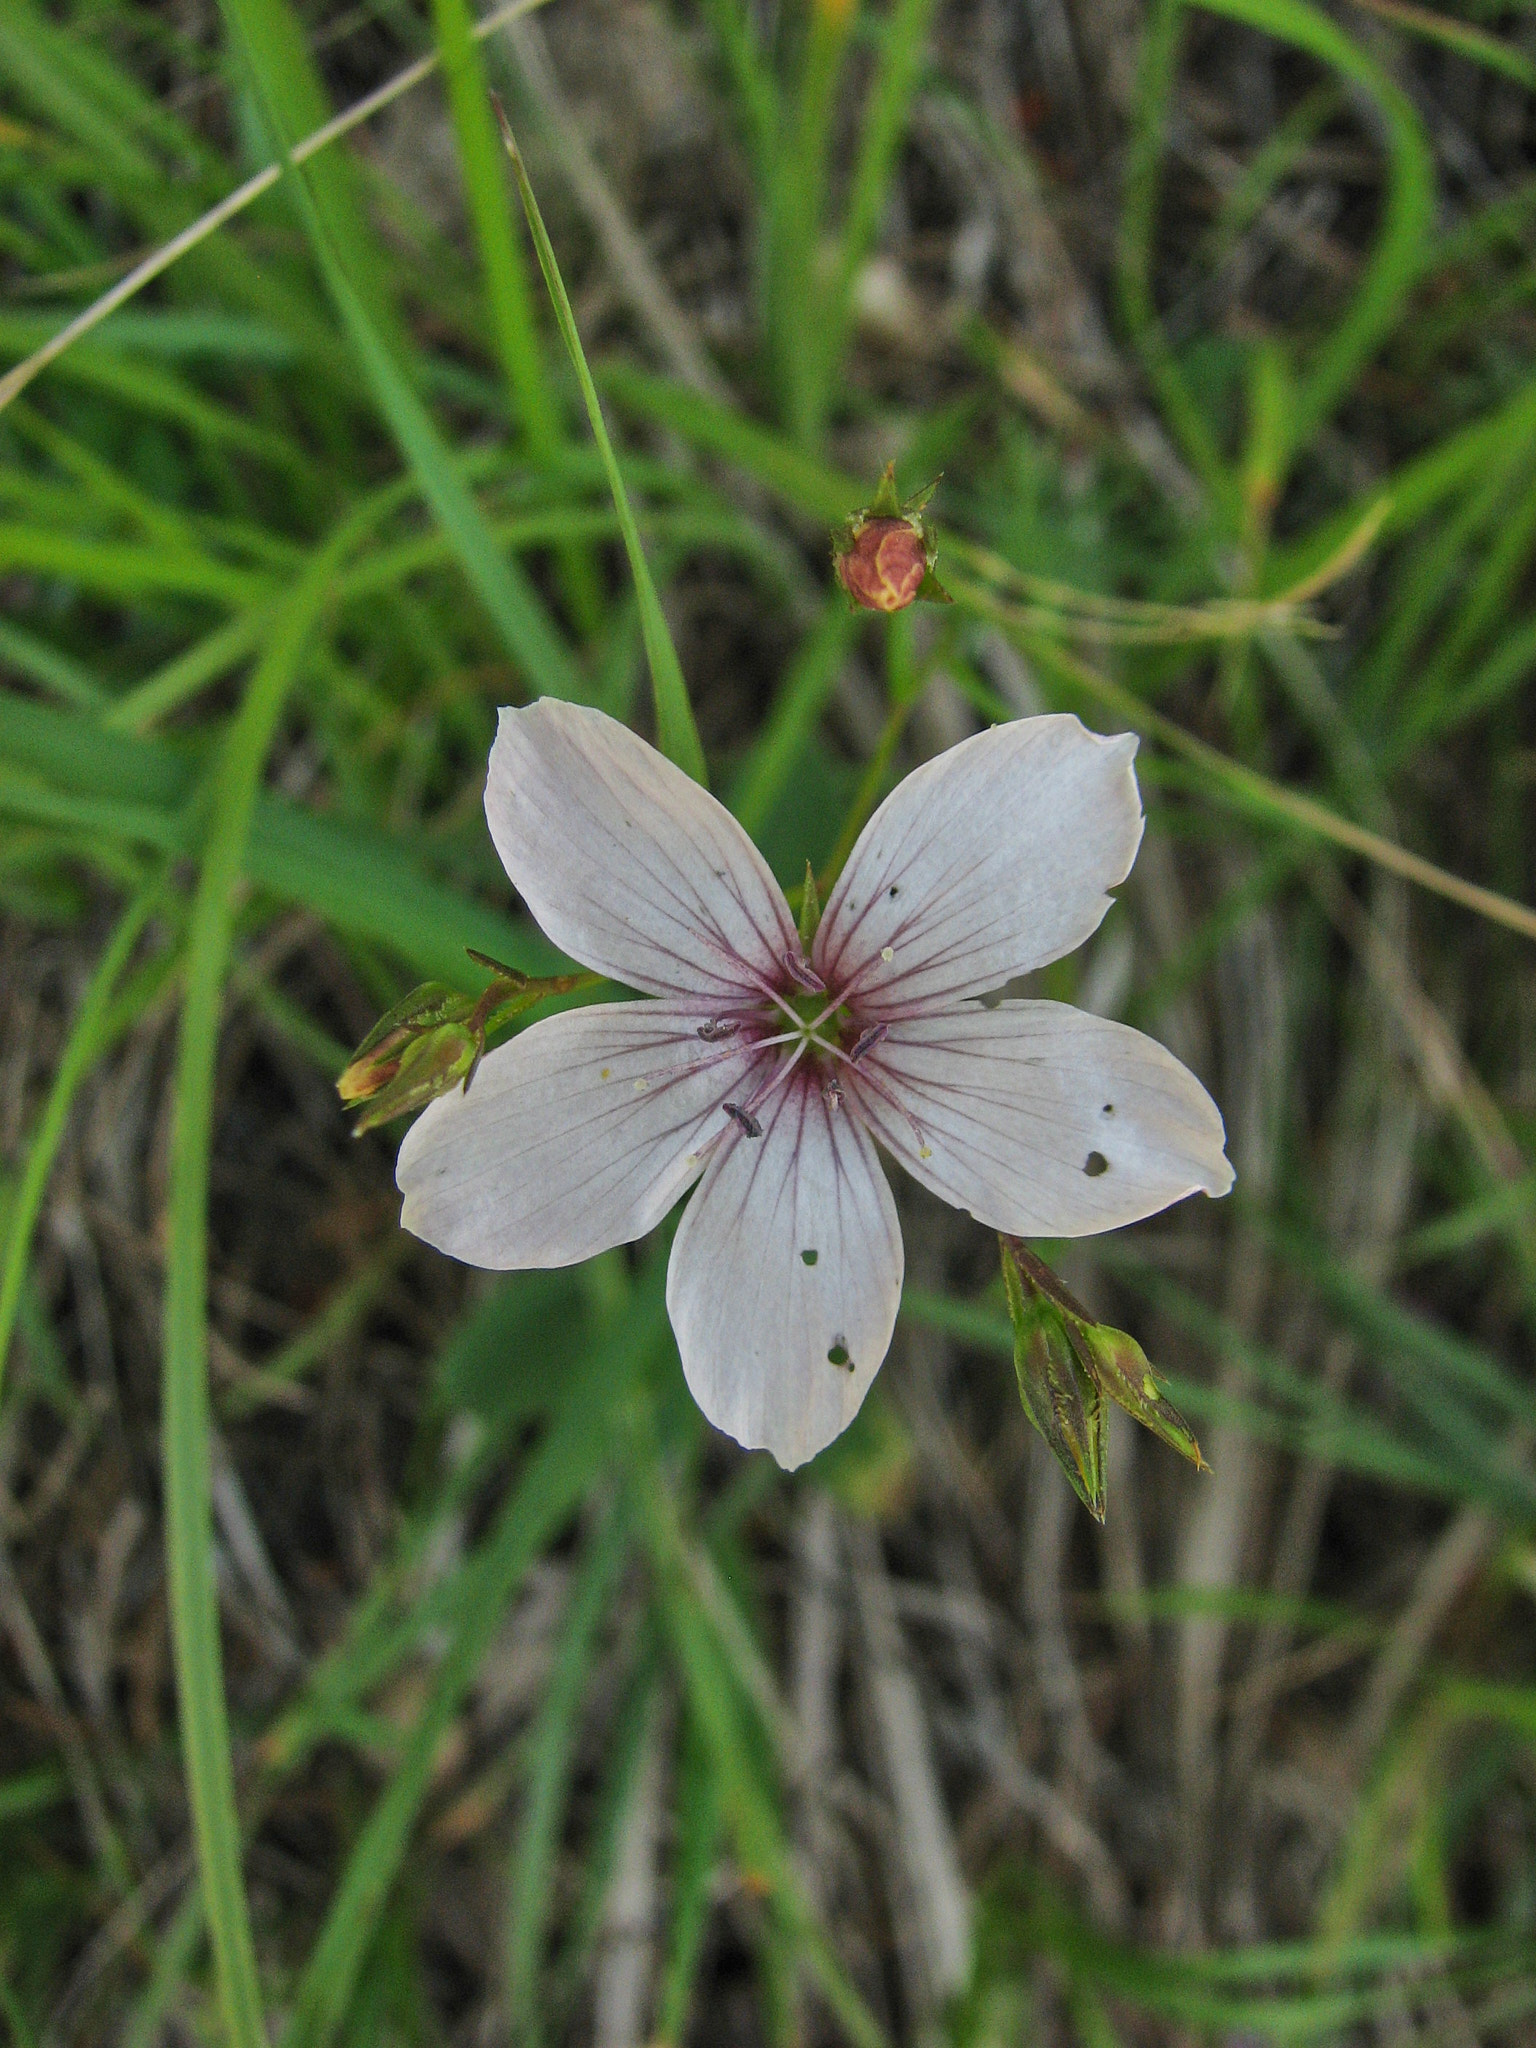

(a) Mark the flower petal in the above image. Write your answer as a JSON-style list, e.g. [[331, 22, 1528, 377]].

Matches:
[[814, 715, 1143, 1012], [486, 700, 799, 1001], [667, 1075, 904, 1471], [397, 1001, 762, 1269], [847, 1001, 1233, 1235]]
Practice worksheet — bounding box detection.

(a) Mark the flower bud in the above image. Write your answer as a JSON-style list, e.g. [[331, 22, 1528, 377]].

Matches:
[[832, 462, 952, 614], [338, 956, 601, 1134], [999, 1236, 1205, 1520], [836, 517, 929, 612], [346, 1022, 479, 1135], [338, 983, 472, 1108]]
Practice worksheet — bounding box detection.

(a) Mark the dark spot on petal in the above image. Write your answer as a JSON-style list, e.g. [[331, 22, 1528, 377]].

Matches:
[[1102, 1103, 1114, 1115], [888, 884, 900, 897], [1084, 1150, 1109, 1177], [801, 1248, 818, 1266], [827, 1342, 851, 1369]]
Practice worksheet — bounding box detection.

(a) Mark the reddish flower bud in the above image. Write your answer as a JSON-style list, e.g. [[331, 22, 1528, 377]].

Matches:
[[831, 463, 952, 613], [836, 516, 929, 612]]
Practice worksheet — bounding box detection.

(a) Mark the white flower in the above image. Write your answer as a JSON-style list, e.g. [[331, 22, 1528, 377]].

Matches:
[[397, 701, 1233, 1470]]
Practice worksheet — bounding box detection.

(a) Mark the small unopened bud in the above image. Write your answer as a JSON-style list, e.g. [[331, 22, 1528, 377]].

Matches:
[[832, 462, 952, 614], [339, 954, 601, 1134], [338, 983, 472, 1110], [998, 1236, 1205, 1520], [344, 1021, 479, 1135], [836, 518, 928, 612]]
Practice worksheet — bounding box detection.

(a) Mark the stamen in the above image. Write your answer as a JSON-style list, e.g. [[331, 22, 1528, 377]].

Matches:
[[722, 1101, 763, 1138], [848, 1022, 889, 1063], [696, 1017, 741, 1042], [822, 1075, 844, 1110], [781, 951, 826, 994], [729, 1039, 810, 1132]]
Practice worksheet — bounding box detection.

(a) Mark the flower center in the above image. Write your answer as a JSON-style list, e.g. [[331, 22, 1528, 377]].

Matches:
[[785, 986, 845, 1053]]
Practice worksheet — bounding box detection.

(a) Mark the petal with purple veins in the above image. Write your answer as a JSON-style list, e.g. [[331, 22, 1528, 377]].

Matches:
[[397, 1001, 761, 1269], [485, 700, 799, 1002], [845, 1001, 1232, 1236], [667, 1076, 904, 1470], [814, 715, 1143, 1013]]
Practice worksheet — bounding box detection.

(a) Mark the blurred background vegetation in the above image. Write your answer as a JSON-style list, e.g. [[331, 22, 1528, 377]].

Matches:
[[2, 0, 1536, 2039]]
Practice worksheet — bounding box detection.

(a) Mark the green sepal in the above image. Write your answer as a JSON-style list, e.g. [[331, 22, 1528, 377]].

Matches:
[[868, 459, 903, 518], [348, 1021, 478, 1134], [1001, 1238, 1106, 1520], [901, 475, 940, 518], [339, 954, 600, 1130], [998, 1237, 1206, 1518], [798, 861, 822, 951], [916, 566, 954, 605], [337, 982, 471, 1102]]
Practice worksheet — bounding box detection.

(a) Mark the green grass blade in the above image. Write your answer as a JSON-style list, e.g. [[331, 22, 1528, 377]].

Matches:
[[215, 0, 401, 353], [216, 4, 583, 699], [0, 869, 165, 1400], [281, 1289, 663, 2048], [497, 113, 708, 783], [696, 0, 779, 178], [428, 0, 554, 453], [730, 599, 860, 834], [0, 618, 108, 711], [162, 532, 352, 2048], [654, 1710, 724, 2046], [505, 1493, 631, 2045], [601, 362, 862, 520], [1342, 0, 1536, 90], [1119, 0, 1231, 500], [1195, 0, 1435, 450], [766, 0, 857, 444], [810, 0, 943, 434]]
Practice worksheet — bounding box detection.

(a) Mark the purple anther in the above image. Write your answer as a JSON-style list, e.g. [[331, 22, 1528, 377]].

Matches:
[[821, 1076, 844, 1110], [782, 952, 826, 994], [848, 1023, 890, 1063], [722, 1101, 763, 1138], [696, 1017, 740, 1042]]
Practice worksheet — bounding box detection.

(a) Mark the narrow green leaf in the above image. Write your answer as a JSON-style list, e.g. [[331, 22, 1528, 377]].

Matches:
[[280, 1285, 662, 2048], [215, 0, 402, 352], [217, 5, 584, 698], [505, 1495, 631, 2045], [496, 109, 708, 784], [0, 869, 166, 1399], [0, 617, 107, 710], [1195, 0, 1436, 450], [730, 599, 860, 834], [163, 530, 352, 2048], [428, 0, 554, 451]]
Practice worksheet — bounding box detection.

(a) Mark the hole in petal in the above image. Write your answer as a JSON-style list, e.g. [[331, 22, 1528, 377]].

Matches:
[[1084, 1150, 1109, 1177], [827, 1341, 851, 1369], [800, 1248, 818, 1266]]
